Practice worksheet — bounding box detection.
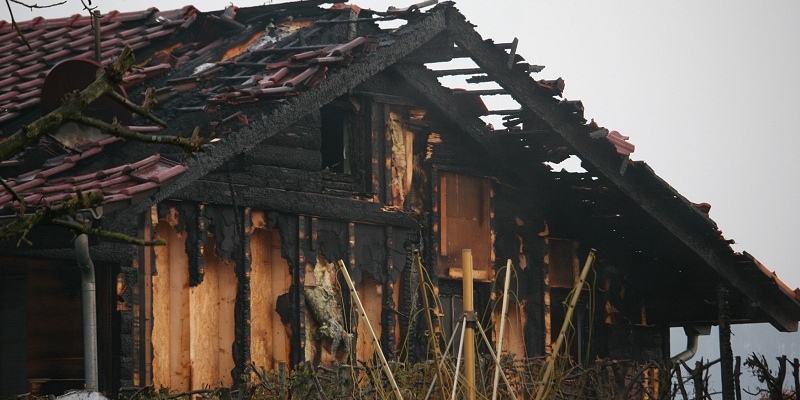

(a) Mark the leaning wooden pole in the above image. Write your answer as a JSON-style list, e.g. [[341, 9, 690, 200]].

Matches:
[[337, 260, 403, 400], [491, 259, 514, 400], [535, 249, 596, 400], [463, 249, 476, 400]]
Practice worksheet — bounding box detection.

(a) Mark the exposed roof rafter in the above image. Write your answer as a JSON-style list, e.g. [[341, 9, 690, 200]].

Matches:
[[443, 6, 800, 331]]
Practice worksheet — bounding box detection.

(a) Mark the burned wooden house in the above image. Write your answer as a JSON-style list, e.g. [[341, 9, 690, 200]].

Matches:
[[1, 0, 800, 396]]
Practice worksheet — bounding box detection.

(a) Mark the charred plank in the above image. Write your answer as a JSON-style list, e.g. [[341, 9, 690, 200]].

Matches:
[[176, 180, 419, 228]]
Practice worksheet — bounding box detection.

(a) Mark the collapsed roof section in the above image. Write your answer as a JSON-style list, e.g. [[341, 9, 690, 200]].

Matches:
[[0, 0, 798, 331]]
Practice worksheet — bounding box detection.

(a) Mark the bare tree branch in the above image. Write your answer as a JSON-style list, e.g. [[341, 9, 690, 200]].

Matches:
[[69, 115, 202, 152], [48, 218, 166, 246], [106, 88, 167, 127]]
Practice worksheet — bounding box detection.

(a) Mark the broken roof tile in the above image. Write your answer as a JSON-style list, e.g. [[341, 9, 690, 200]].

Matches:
[[607, 130, 635, 157]]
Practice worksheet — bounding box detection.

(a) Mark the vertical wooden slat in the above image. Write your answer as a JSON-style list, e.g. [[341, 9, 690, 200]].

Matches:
[[370, 101, 382, 203], [270, 230, 292, 366], [383, 105, 393, 205], [232, 207, 252, 383], [382, 225, 396, 357], [142, 212, 158, 383], [439, 172, 447, 256], [294, 216, 308, 365], [348, 222, 358, 358], [188, 204, 206, 286], [431, 169, 441, 276], [543, 238, 552, 355]]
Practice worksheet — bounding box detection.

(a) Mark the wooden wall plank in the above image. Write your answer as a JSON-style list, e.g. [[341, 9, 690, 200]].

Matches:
[[250, 215, 292, 371], [270, 228, 292, 366], [250, 228, 274, 371], [355, 274, 382, 362], [151, 223, 170, 389]]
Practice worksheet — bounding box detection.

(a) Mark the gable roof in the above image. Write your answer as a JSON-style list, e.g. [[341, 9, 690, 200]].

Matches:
[[0, 1, 798, 331]]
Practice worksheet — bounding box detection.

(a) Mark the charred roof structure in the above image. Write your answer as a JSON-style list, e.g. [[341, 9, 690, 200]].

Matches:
[[1, 1, 799, 397]]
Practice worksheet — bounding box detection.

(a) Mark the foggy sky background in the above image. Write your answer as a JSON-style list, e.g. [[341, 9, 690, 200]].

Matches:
[[5, 0, 800, 391]]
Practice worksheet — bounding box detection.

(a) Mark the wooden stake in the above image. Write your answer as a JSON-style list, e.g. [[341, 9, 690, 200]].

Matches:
[[535, 249, 596, 400], [337, 260, 403, 400], [463, 249, 476, 400]]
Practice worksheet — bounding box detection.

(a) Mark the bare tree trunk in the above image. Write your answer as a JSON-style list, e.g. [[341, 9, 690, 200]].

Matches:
[[734, 355, 742, 400], [772, 356, 788, 400], [675, 365, 689, 400], [793, 358, 799, 400], [693, 361, 704, 400]]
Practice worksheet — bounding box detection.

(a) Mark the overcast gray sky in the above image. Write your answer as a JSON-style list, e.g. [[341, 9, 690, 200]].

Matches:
[[6, 1, 800, 288]]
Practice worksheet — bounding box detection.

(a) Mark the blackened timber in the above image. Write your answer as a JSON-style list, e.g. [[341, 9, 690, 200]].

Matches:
[[432, 67, 484, 77], [207, 168, 323, 193], [312, 16, 397, 24], [295, 216, 309, 366], [112, 6, 449, 224], [370, 101, 383, 203], [178, 180, 419, 228], [232, 207, 252, 384], [452, 89, 508, 96], [390, 63, 503, 157], [451, 41, 516, 58], [401, 31, 455, 63], [264, 124, 322, 150], [382, 225, 396, 359], [244, 144, 322, 171], [489, 109, 522, 115], [465, 75, 493, 84], [445, 8, 800, 332]]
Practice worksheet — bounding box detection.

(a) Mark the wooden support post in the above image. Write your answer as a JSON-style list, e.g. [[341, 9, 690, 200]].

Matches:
[[338, 260, 403, 400], [463, 249, 476, 400], [718, 284, 735, 400]]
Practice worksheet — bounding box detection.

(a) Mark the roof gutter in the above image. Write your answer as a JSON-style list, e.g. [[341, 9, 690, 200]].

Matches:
[[670, 325, 711, 364]]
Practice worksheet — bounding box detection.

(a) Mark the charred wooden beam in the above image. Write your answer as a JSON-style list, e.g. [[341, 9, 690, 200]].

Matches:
[[402, 31, 455, 63], [294, 216, 309, 366], [244, 144, 322, 171], [370, 101, 383, 203], [431, 67, 484, 77], [186, 203, 207, 287], [313, 16, 398, 24], [464, 74, 493, 84], [113, 6, 449, 224], [487, 109, 521, 116], [232, 207, 252, 384], [381, 225, 396, 359], [445, 7, 800, 332], [176, 180, 419, 228], [452, 41, 516, 58], [452, 88, 508, 96], [207, 167, 323, 193]]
